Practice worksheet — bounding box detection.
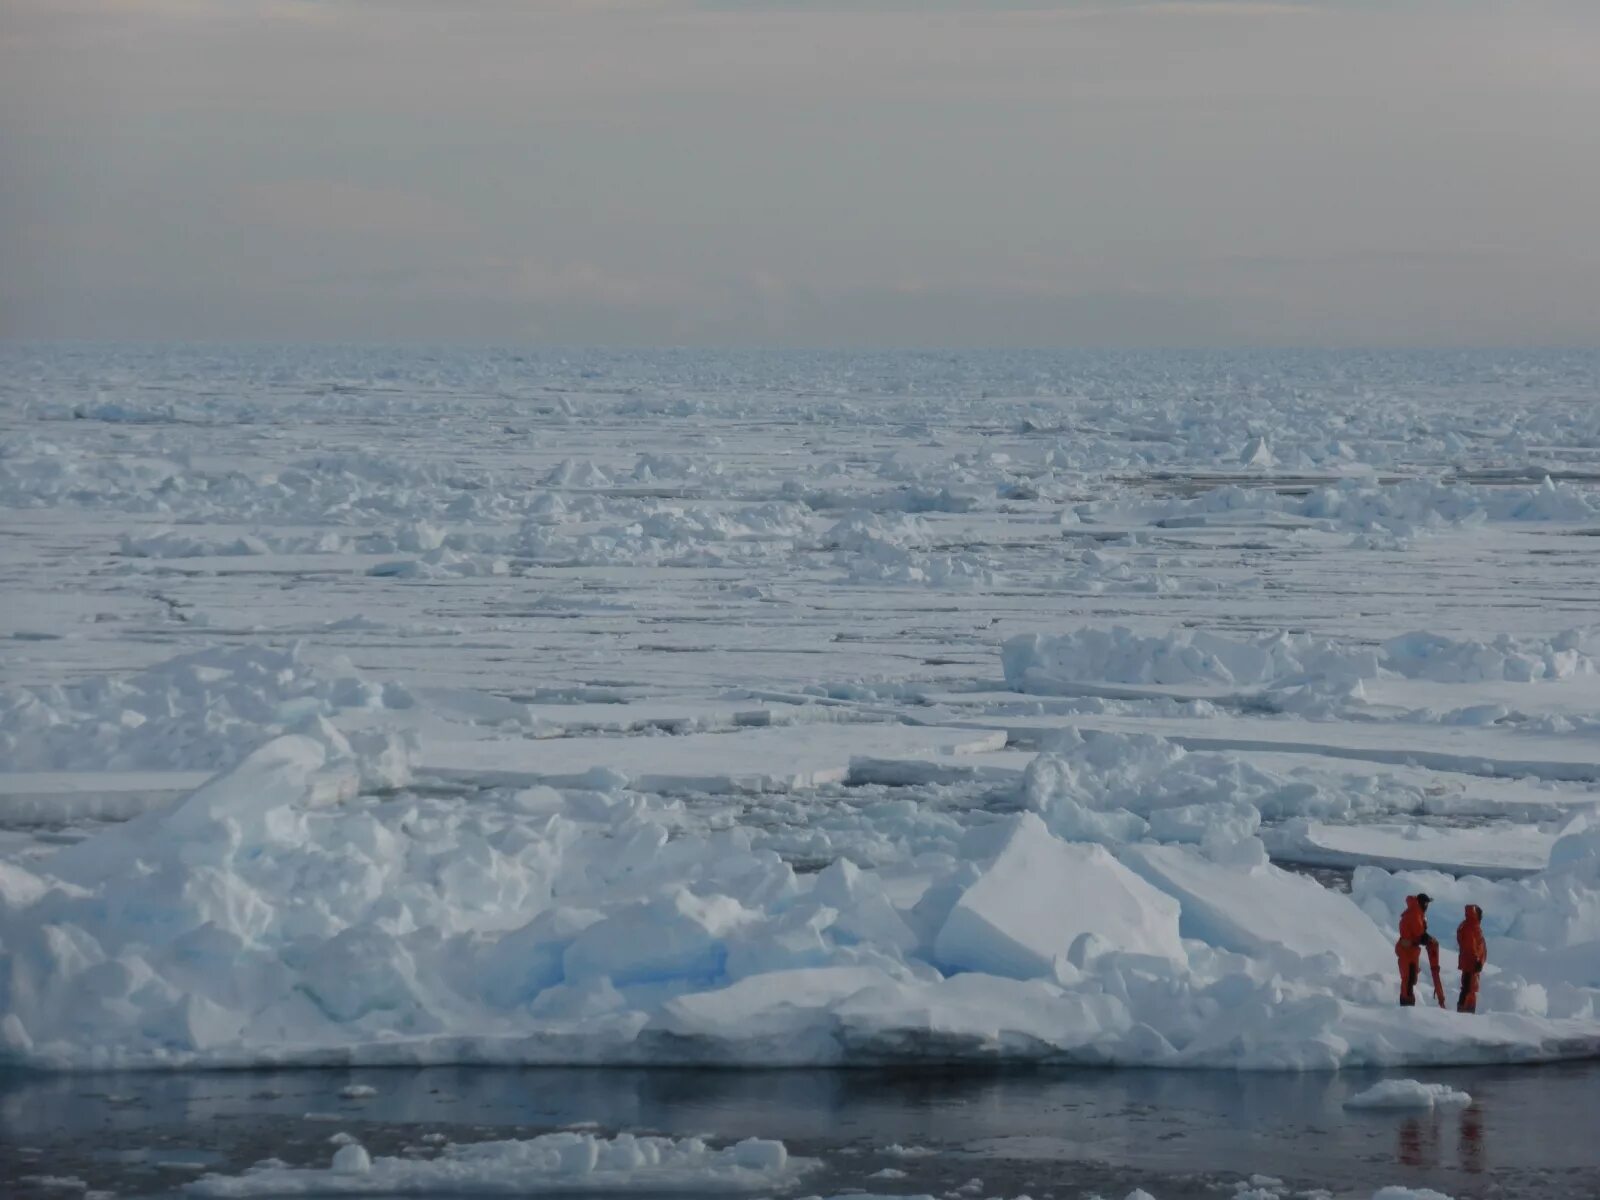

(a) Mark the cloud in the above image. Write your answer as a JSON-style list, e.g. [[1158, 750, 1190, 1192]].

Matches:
[[4, 0, 1599, 345]]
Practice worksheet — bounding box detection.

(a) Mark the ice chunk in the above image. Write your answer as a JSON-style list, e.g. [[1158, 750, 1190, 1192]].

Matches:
[[833, 972, 1136, 1061], [1003, 626, 1371, 692], [563, 890, 753, 986], [1239, 434, 1277, 468], [1003, 624, 1598, 695], [658, 966, 888, 1045], [186, 1132, 813, 1196], [934, 814, 1183, 978], [0, 643, 411, 774], [1549, 808, 1600, 871], [1345, 1080, 1473, 1109], [0, 861, 50, 909], [331, 1143, 372, 1174], [1120, 844, 1393, 977]]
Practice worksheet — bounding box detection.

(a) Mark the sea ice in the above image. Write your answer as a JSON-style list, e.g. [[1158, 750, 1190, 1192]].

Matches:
[[185, 1133, 810, 1196], [933, 814, 1184, 977], [2, 346, 1598, 1078], [1344, 1080, 1473, 1109]]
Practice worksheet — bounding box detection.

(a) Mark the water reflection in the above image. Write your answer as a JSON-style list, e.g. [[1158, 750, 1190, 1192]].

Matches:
[[1396, 1106, 1490, 1175], [1397, 1114, 1438, 1168], [1459, 1105, 1485, 1175]]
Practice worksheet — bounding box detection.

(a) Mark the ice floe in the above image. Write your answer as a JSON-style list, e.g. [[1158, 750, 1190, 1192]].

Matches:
[[3, 715, 1598, 1070]]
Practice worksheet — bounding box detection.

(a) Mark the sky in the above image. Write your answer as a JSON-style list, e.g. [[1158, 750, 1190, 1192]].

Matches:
[[2, 0, 1598, 348]]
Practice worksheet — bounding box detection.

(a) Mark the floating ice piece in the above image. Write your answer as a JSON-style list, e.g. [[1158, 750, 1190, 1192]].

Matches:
[[331, 1143, 371, 1174], [0, 861, 52, 909], [1344, 1080, 1473, 1109], [1369, 1188, 1458, 1200], [185, 1133, 812, 1196]]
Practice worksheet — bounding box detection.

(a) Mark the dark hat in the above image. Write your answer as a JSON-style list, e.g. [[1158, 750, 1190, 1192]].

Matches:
[[1416, 893, 1433, 906]]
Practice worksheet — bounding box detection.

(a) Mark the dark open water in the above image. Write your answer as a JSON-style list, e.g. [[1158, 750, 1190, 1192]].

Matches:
[[3, 1062, 1598, 1199]]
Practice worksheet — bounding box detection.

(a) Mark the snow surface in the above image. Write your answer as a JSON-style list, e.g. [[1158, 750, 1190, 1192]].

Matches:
[[2, 345, 1598, 1073]]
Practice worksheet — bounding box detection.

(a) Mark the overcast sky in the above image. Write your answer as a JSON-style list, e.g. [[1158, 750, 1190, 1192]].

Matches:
[[2, 0, 1598, 347]]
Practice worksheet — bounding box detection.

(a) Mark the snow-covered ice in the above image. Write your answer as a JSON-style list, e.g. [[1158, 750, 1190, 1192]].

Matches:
[[2, 345, 1598, 1075]]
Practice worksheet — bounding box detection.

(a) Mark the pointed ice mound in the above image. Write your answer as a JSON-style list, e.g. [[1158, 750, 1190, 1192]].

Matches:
[[1239, 434, 1277, 468], [934, 813, 1184, 978]]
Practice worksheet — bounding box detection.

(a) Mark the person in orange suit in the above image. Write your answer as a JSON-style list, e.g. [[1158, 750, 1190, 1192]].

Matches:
[[1456, 904, 1486, 1013], [1396, 893, 1444, 1007]]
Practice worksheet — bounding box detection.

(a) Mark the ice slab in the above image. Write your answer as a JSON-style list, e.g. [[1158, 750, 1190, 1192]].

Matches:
[[1121, 844, 1394, 976], [1357, 676, 1600, 723], [419, 724, 1007, 793], [658, 966, 892, 1044], [510, 698, 859, 735], [934, 814, 1184, 977], [1268, 821, 1557, 877], [1056, 715, 1600, 782]]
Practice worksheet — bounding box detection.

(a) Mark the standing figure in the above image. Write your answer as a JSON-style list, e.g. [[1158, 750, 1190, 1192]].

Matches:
[[1396, 893, 1444, 1007], [1456, 904, 1486, 1013]]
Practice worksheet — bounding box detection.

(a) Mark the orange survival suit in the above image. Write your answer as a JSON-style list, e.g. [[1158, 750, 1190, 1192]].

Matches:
[[1456, 904, 1486, 1013], [1396, 893, 1445, 1007]]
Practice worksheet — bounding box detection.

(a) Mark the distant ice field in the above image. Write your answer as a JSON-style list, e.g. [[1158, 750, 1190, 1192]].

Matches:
[[1, 345, 1598, 1071]]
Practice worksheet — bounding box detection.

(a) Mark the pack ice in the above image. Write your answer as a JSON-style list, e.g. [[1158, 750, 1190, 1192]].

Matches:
[[2, 345, 1599, 1073]]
